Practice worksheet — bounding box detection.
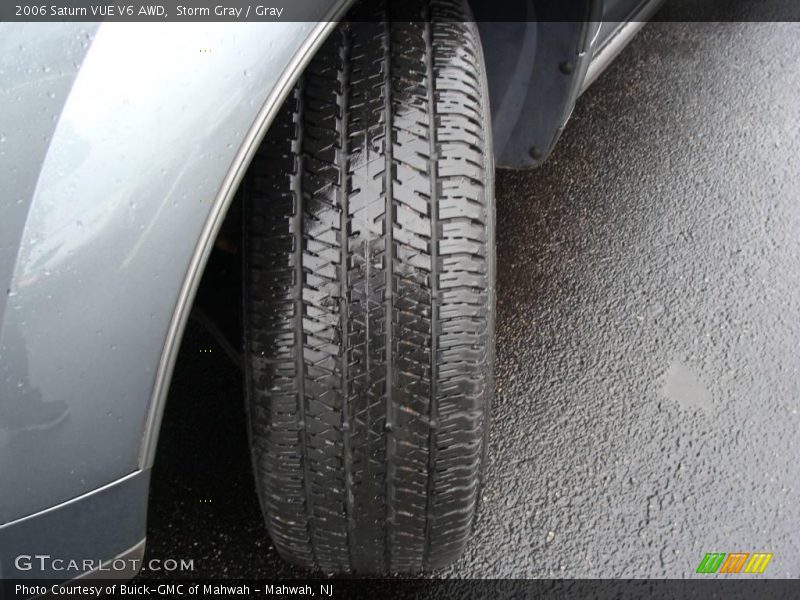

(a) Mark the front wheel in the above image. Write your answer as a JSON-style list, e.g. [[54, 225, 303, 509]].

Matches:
[[242, 0, 494, 574]]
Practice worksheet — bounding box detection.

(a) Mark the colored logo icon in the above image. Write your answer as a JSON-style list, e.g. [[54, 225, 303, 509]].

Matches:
[[696, 552, 773, 574]]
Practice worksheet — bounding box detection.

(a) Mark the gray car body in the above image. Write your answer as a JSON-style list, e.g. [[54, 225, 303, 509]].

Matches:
[[0, 0, 653, 579]]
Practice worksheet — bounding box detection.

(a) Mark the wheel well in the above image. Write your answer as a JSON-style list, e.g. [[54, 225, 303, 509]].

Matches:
[[185, 0, 594, 354], [140, 17, 349, 469], [469, 0, 596, 167]]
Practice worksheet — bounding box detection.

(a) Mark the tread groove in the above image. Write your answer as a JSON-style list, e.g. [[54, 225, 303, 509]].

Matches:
[[422, 13, 439, 570], [382, 10, 397, 573], [338, 27, 356, 571], [293, 75, 318, 568]]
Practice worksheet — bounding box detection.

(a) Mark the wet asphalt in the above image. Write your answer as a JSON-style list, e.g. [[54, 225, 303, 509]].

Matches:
[[142, 20, 800, 579]]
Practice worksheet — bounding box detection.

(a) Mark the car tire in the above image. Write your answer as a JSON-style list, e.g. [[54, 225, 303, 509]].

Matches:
[[242, 0, 494, 574]]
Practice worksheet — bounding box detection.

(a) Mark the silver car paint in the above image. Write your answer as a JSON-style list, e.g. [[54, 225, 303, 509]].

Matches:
[[0, 13, 345, 527]]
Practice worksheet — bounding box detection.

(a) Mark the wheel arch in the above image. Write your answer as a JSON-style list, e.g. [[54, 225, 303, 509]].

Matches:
[[139, 6, 355, 469]]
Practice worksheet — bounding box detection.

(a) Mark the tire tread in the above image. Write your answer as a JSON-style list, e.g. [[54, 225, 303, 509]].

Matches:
[[244, 0, 493, 574]]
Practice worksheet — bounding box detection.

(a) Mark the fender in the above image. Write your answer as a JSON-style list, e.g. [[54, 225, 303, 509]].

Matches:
[[0, 2, 350, 550]]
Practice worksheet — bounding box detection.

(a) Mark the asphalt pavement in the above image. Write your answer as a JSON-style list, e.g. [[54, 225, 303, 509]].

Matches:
[[142, 20, 800, 579]]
